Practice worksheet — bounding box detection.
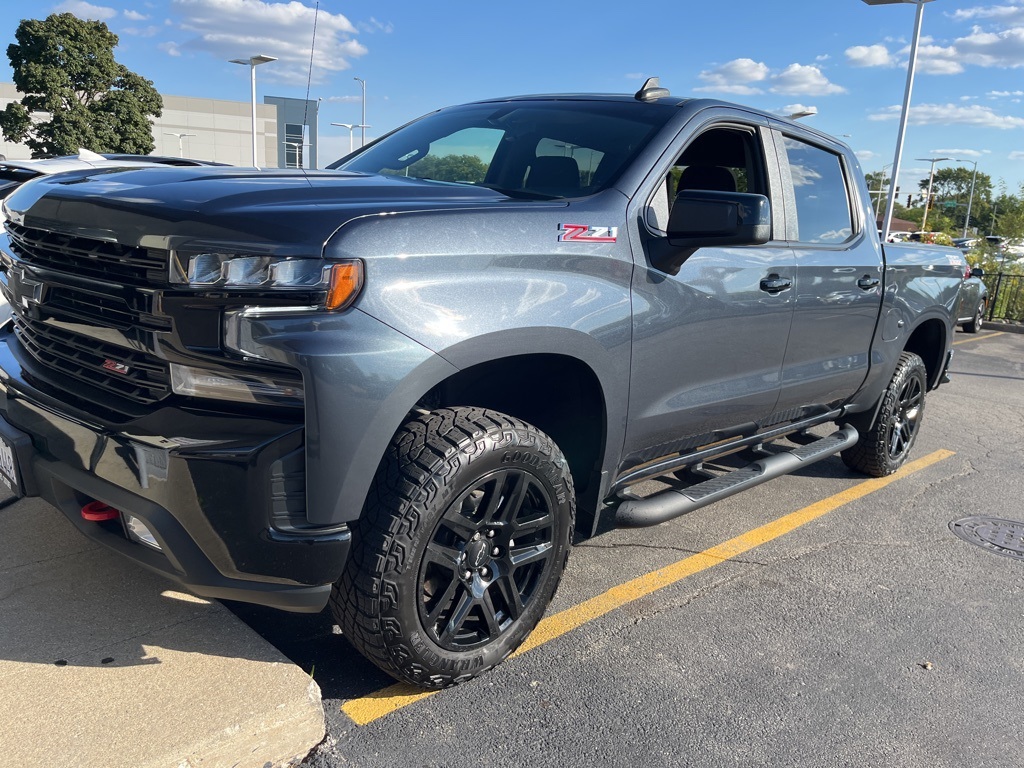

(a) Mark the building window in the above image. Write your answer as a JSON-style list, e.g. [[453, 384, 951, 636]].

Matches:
[[285, 122, 306, 168]]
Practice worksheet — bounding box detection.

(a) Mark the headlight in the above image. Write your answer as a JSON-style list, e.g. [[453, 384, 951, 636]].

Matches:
[[170, 251, 363, 310]]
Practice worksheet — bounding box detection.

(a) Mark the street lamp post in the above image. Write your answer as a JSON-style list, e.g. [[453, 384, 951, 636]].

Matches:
[[330, 123, 371, 154], [354, 77, 366, 148], [164, 132, 196, 158], [862, 0, 936, 242], [953, 158, 979, 239], [873, 163, 894, 221], [229, 54, 277, 168], [917, 156, 950, 231]]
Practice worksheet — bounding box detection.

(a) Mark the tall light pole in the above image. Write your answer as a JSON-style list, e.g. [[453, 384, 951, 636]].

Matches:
[[330, 122, 370, 154], [917, 156, 950, 231], [862, 0, 936, 242], [354, 77, 366, 148], [873, 163, 894, 221], [229, 54, 277, 168], [164, 132, 196, 158], [953, 158, 979, 239]]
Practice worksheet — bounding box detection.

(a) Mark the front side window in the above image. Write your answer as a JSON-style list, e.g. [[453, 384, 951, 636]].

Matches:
[[331, 101, 674, 199], [647, 125, 769, 232], [781, 137, 853, 244]]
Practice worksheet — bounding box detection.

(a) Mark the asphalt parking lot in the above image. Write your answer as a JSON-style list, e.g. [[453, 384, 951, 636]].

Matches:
[[227, 328, 1024, 767]]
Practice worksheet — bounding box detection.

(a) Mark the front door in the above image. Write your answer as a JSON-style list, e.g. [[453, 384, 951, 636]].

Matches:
[[622, 119, 796, 472]]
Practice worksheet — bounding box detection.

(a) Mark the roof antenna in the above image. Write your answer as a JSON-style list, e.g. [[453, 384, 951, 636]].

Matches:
[[635, 77, 670, 102], [298, 1, 320, 181]]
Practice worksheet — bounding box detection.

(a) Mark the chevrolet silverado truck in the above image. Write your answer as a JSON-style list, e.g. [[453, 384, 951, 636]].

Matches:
[[0, 80, 963, 688]]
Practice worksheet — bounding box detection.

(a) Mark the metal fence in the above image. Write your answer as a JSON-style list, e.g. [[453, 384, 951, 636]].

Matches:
[[983, 273, 1024, 323]]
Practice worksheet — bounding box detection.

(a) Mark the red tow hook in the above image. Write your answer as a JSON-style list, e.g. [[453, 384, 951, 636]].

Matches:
[[81, 501, 120, 522]]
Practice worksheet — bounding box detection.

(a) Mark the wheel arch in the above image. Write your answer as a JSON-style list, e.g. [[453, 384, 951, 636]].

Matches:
[[420, 328, 625, 535], [903, 316, 948, 390]]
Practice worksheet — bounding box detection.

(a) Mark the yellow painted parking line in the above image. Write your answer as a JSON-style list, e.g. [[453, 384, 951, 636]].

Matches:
[[342, 448, 956, 726], [954, 331, 1004, 345]]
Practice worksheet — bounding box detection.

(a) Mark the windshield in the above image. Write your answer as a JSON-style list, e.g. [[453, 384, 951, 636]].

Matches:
[[330, 100, 674, 199]]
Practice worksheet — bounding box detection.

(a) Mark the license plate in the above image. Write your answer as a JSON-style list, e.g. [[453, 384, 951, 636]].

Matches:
[[0, 431, 21, 497]]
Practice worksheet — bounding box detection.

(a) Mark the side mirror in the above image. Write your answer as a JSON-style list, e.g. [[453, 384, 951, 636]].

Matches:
[[651, 190, 771, 275], [970, 266, 985, 278]]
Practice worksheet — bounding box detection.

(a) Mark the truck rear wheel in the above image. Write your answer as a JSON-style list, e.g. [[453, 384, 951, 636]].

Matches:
[[331, 406, 575, 688], [841, 352, 927, 477]]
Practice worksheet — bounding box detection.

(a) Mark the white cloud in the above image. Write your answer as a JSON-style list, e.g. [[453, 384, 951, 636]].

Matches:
[[54, 0, 117, 20], [695, 58, 769, 94], [846, 44, 895, 67], [856, 150, 880, 162], [914, 44, 965, 74], [1010, 151, 1024, 160], [325, 95, 361, 103], [159, 41, 182, 57], [169, 0, 367, 85], [870, 103, 1024, 129], [123, 9, 148, 20], [951, 5, 1024, 26], [815, 54, 830, 62], [769, 64, 846, 96], [955, 26, 1024, 67], [988, 89, 1024, 96], [932, 148, 987, 158], [123, 25, 159, 37], [358, 17, 393, 34]]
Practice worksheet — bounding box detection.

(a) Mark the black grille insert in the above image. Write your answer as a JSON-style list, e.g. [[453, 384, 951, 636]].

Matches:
[[5, 222, 167, 285], [14, 319, 171, 404]]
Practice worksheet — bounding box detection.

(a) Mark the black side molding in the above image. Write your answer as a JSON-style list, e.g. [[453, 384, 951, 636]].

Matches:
[[615, 426, 859, 528]]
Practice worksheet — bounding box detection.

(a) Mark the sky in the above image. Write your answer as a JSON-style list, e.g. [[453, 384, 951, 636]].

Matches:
[[2, 0, 1024, 195]]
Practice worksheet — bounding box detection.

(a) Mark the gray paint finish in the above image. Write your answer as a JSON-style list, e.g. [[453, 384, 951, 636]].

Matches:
[[0, 92, 964, 600]]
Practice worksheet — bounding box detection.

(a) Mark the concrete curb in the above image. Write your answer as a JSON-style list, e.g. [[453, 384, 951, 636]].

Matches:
[[0, 498, 325, 768]]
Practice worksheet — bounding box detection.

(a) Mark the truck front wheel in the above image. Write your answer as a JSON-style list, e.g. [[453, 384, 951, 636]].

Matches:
[[332, 406, 575, 688], [841, 351, 927, 477]]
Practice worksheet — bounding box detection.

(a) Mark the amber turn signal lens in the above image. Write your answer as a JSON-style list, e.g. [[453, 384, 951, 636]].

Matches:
[[325, 261, 364, 310]]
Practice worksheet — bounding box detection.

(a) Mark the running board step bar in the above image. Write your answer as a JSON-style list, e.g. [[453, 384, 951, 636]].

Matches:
[[615, 426, 859, 528]]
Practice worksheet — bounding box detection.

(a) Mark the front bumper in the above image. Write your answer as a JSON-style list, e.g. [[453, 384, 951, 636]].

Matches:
[[0, 332, 349, 612]]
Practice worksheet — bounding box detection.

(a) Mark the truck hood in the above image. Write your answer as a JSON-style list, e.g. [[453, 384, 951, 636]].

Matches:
[[2, 166, 548, 255]]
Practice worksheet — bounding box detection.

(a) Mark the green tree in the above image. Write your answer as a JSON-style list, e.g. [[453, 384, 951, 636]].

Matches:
[[402, 154, 489, 184], [917, 166, 993, 235], [0, 13, 162, 156]]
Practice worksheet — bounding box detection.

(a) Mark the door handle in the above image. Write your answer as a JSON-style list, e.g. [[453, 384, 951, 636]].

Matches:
[[857, 276, 880, 290], [760, 275, 792, 293]]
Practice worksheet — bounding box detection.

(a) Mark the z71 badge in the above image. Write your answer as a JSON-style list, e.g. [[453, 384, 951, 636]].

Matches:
[[557, 224, 618, 243]]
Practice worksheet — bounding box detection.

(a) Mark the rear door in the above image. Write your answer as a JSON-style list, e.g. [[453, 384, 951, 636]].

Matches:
[[769, 127, 884, 415], [622, 110, 796, 472]]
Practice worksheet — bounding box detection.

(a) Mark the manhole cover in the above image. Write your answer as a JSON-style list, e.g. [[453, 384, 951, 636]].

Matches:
[[949, 516, 1024, 561]]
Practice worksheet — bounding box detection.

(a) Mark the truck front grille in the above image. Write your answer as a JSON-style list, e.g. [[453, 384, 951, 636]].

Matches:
[[5, 221, 167, 285], [13, 318, 171, 405]]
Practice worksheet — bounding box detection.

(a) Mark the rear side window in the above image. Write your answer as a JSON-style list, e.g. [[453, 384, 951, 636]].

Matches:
[[780, 137, 853, 244]]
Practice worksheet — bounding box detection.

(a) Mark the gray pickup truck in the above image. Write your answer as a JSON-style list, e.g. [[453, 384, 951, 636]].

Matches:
[[0, 80, 963, 688]]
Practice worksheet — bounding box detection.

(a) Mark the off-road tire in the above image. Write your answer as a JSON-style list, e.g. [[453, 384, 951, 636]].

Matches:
[[841, 352, 927, 477], [963, 299, 985, 334], [331, 406, 575, 689]]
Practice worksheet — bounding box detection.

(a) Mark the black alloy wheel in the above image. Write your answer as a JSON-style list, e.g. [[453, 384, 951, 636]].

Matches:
[[841, 351, 928, 477], [418, 468, 555, 651], [883, 369, 923, 463]]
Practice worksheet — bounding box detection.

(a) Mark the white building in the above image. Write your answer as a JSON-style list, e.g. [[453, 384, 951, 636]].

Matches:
[[0, 83, 319, 168]]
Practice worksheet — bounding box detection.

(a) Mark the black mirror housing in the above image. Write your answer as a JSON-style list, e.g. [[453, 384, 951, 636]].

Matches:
[[970, 266, 985, 278], [650, 190, 771, 274]]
